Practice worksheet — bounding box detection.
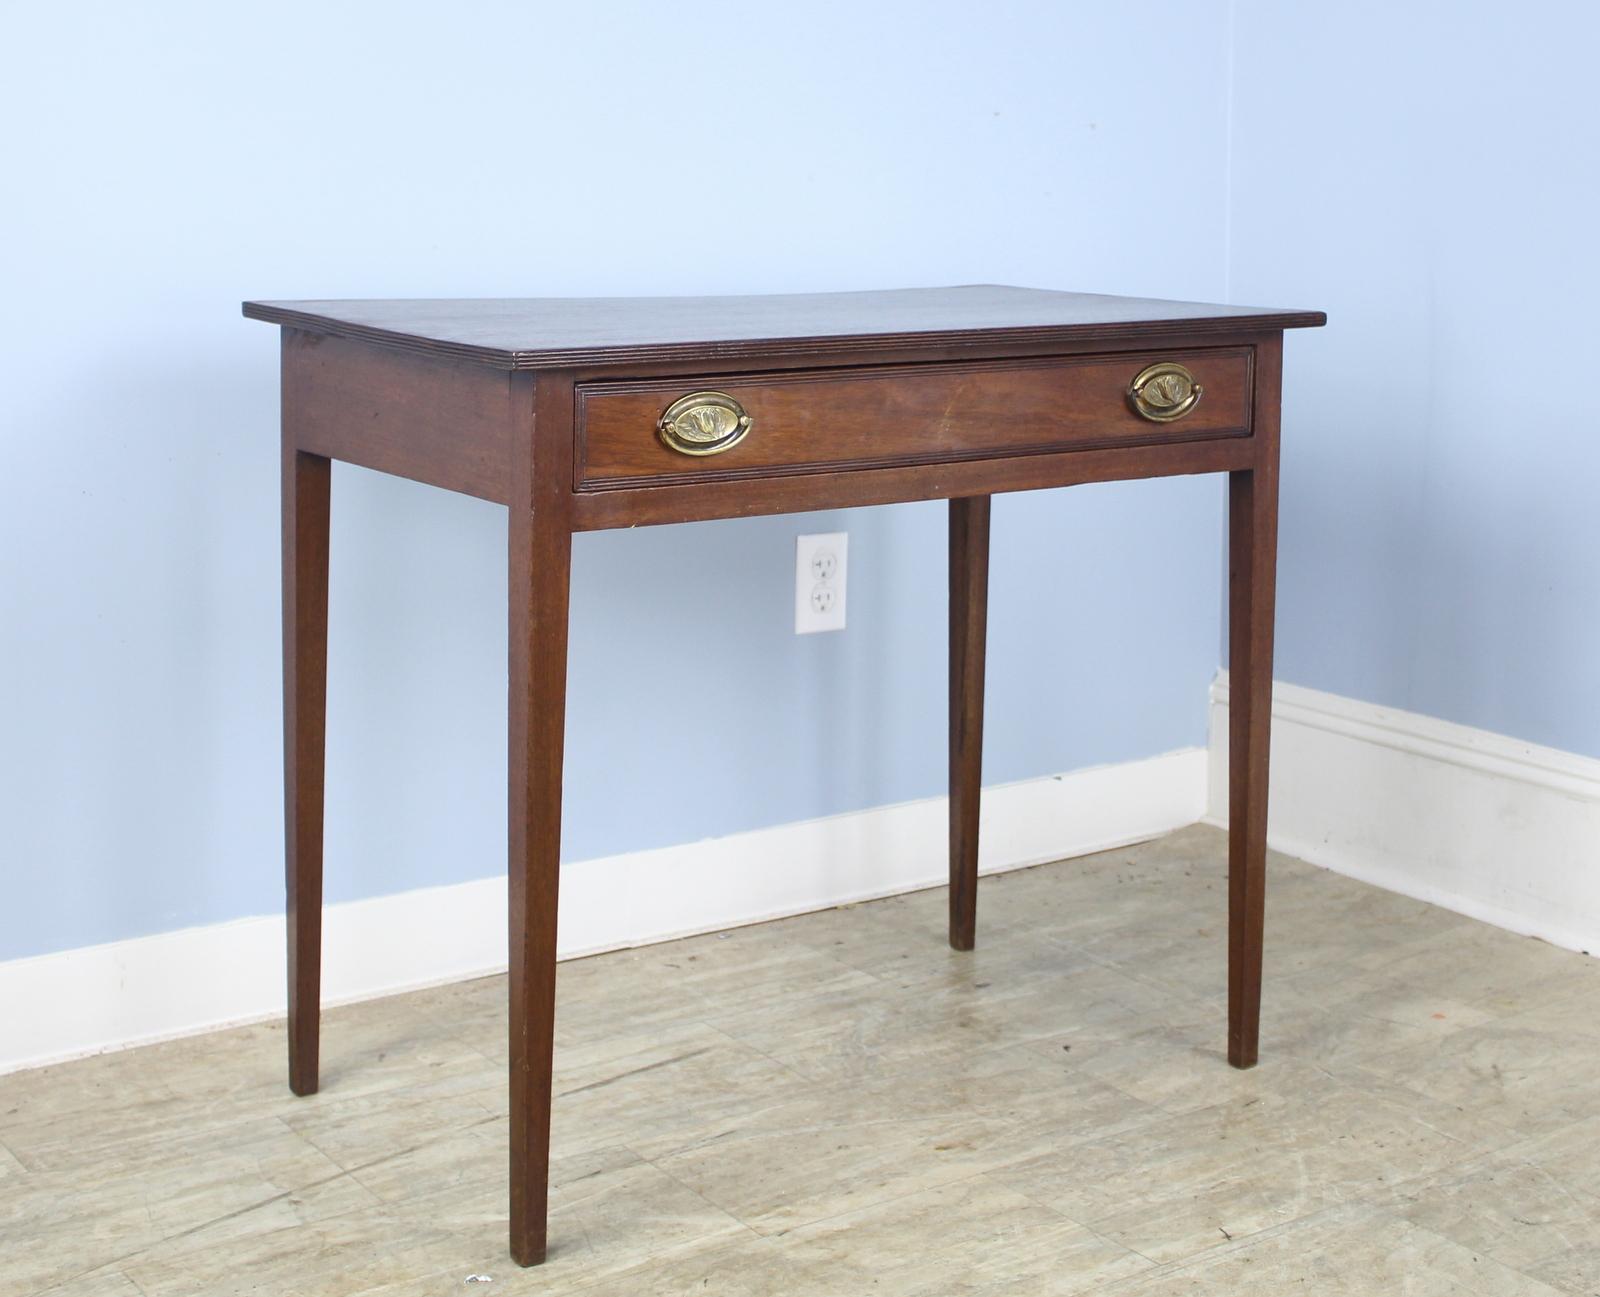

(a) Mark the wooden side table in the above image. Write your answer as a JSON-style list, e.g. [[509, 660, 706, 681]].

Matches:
[[244, 286, 1324, 1265]]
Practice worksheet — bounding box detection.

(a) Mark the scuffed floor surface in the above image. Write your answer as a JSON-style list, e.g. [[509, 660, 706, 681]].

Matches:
[[5, 826, 1599, 1295]]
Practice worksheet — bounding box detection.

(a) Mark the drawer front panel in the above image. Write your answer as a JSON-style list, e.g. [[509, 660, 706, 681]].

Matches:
[[576, 347, 1253, 489]]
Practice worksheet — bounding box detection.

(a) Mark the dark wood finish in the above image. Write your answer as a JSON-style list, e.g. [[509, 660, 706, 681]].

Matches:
[[251, 286, 1322, 1265], [506, 372, 575, 1267], [1227, 335, 1283, 1070], [244, 285, 1324, 370], [948, 496, 991, 951], [576, 348, 1252, 489], [571, 435, 1258, 532], [280, 342, 331, 1097], [284, 329, 514, 505]]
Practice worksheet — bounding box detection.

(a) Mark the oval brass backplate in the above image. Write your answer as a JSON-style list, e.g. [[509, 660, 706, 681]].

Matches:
[[1128, 362, 1203, 423], [657, 391, 753, 456]]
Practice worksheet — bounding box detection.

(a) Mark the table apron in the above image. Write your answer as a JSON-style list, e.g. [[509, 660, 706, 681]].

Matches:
[[281, 329, 1281, 529]]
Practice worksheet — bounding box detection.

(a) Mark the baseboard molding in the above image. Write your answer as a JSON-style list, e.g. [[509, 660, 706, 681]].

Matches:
[[1206, 671, 1600, 955], [0, 748, 1207, 1075]]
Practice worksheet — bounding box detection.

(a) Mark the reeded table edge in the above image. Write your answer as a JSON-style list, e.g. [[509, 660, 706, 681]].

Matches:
[[241, 299, 1328, 371]]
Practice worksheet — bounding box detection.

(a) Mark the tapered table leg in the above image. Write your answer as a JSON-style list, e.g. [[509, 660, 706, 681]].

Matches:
[[507, 375, 573, 1266], [948, 495, 991, 952], [1227, 341, 1282, 1069], [282, 441, 330, 1097]]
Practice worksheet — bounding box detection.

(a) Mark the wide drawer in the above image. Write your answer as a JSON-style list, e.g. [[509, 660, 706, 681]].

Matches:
[[575, 347, 1253, 489]]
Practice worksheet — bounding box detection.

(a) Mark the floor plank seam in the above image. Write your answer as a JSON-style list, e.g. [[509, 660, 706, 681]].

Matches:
[[7, 827, 1600, 1295]]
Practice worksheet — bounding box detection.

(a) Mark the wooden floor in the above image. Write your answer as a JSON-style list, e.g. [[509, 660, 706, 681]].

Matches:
[[5, 826, 1600, 1295]]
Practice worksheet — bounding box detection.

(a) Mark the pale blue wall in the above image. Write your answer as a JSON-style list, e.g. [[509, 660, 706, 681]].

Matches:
[[1229, 1, 1600, 757], [0, 2, 1236, 962]]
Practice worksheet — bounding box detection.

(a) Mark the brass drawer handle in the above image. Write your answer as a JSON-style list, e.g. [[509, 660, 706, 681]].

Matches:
[[658, 391, 752, 456], [1128, 362, 1203, 422]]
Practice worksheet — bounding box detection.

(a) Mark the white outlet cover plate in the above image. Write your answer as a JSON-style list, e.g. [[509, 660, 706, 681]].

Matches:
[[795, 531, 847, 634]]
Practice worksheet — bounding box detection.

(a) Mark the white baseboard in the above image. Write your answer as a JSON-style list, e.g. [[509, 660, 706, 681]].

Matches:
[[1206, 671, 1600, 955], [0, 749, 1207, 1075], [14, 678, 1596, 1079]]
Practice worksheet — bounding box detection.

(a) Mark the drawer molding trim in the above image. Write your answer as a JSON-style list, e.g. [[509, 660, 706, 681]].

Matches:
[[576, 348, 1255, 491]]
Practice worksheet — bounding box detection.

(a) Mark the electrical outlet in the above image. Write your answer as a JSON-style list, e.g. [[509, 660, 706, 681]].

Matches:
[[795, 531, 847, 633]]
